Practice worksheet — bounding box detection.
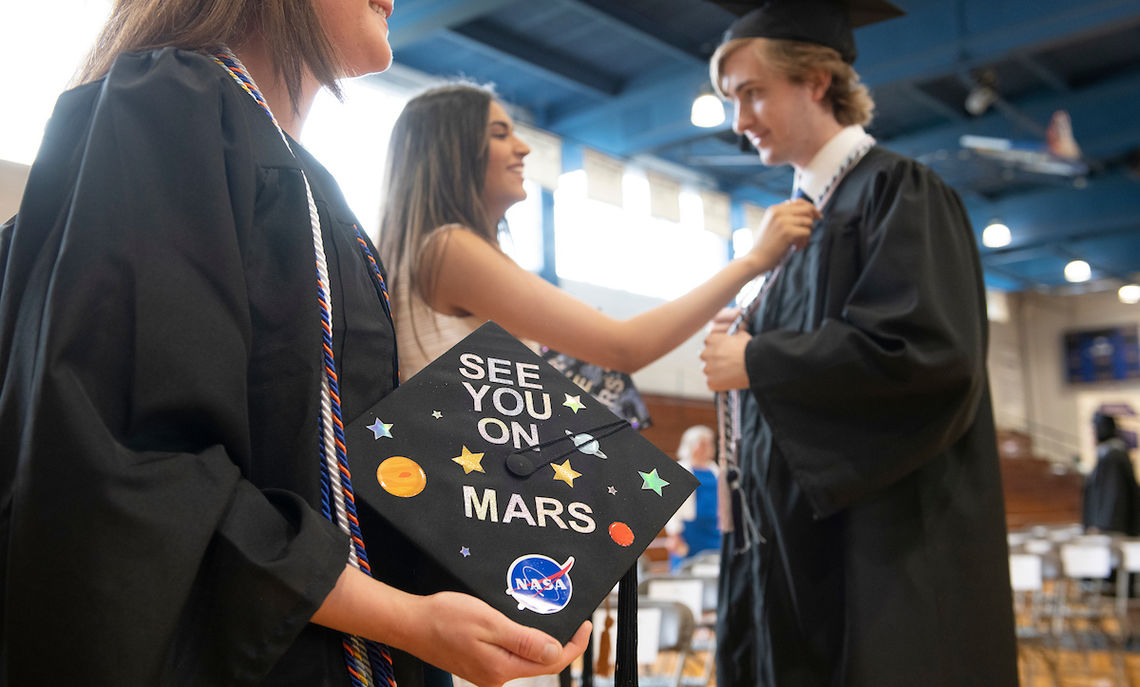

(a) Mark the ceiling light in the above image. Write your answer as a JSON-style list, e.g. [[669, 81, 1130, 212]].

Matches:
[[691, 93, 726, 128], [1064, 259, 1091, 283], [964, 69, 999, 117], [1119, 283, 1140, 304], [965, 85, 997, 116], [981, 222, 1010, 248]]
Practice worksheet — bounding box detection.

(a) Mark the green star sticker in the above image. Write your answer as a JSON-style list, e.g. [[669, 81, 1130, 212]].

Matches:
[[638, 468, 669, 496], [563, 394, 585, 413]]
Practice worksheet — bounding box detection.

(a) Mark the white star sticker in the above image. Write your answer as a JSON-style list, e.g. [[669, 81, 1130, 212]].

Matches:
[[367, 418, 393, 439]]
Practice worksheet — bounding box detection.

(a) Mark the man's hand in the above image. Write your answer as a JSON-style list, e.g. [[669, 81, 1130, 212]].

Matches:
[[700, 331, 752, 391]]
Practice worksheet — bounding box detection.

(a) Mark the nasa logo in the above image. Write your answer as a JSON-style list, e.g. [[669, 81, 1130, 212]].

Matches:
[[504, 554, 575, 615]]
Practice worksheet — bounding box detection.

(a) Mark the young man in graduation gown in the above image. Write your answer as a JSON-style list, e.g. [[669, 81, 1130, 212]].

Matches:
[[1082, 412, 1140, 536], [698, 1, 1019, 684]]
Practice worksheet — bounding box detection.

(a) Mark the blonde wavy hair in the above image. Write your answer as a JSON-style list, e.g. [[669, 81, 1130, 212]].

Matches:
[[711, 37, 875, 127]]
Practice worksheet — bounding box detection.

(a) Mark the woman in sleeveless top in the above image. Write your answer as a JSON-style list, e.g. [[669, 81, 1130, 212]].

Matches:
[[378, 84, 813, 381]]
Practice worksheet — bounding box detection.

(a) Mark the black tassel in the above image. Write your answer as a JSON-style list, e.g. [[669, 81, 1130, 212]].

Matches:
[[614, 564, 639, 687], [580, 631, 594, 687]]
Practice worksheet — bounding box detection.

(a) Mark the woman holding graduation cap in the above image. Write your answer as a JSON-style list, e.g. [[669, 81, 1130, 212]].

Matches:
[[376, 86, 812, 383], [699, 0, 1018, 685], [0, 1, 589, 685]]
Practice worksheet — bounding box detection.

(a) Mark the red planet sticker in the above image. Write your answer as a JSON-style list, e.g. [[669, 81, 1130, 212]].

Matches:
[[608, 521, 634, 547]]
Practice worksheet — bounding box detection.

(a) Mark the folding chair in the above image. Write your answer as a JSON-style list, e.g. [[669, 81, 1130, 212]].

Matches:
[[1115, 538, 1140, 644], [641, 575, 717, 686], [592, 597, 696, 687], [1056, 539, 1127, 684], [1010, 552, 1058, 685]]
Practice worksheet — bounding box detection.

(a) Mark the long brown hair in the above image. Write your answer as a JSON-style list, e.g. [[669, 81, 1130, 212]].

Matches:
[[711, 37, 875, 127], [76, 0, 344, 109], [377, 83, 501, 317]]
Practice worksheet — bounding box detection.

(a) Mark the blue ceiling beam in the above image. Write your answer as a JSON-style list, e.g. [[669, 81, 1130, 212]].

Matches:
[[966, 171, 1140, 250], [856, 0, 1140, 87], [387, 0, 519, 50], [543, 0, 1140, 158], [550, 0, 704, 65], [1010, 53, 1071, 94], [545, 64, 712, 152], [900, 84, 968, 123], [883, 65, 1140, 162], [445, 20, 623, 98]]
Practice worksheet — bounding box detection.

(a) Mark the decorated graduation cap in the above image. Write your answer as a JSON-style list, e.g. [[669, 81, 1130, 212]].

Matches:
[[346, 321, 698, 644], [715, 0, 904, 64]]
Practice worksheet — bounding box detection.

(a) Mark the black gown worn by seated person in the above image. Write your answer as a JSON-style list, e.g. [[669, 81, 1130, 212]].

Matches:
[[0, 49, 442, 686], [718, 147, 1019, 686]]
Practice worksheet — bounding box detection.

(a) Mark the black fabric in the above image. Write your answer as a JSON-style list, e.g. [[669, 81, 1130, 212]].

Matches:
[[0, 48, 425, 686], [1082, 438, 1140, 536], [717, 146, 1018, 687]]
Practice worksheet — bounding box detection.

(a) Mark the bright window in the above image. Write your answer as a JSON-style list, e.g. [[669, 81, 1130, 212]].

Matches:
[[302, 80, 408, 239], [553, 169, 730, 299], [502, 179, 544, 273], [0, 0, 112, 165]]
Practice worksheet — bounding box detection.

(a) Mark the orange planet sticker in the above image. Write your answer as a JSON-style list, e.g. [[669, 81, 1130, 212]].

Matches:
[[377, 456, 427, 498], [608, 521, 634, 547]]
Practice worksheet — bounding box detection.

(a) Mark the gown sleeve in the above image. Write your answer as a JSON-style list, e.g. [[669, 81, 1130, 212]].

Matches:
[[0, 50, 348, 684], [743, 159, 989, 518]]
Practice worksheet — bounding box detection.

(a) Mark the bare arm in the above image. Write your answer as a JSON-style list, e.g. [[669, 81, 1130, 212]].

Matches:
[[312, 565, 591, 687], [424, 199, 816, 373]]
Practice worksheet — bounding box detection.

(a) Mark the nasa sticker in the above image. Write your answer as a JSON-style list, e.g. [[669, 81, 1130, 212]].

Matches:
[[505, 554, 574, 615]]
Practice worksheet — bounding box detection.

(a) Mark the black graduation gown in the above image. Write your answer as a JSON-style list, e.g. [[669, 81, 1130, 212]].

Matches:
[[718, 147, 1018, 686], [1082, 438, 1140, 536], [0, 48, 424, 685]]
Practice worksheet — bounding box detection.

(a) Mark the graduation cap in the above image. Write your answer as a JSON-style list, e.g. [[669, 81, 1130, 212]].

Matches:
[[346, 321, 698, 644], [714, 0, 904, 64]]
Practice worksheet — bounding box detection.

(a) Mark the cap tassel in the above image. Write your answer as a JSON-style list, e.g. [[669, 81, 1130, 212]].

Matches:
[[614, 565, 639, 687], [579, 630, 595, 687]]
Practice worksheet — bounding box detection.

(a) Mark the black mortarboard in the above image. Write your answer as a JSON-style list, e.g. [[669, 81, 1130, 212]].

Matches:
[[715, 0, 904, 64], [346, 321, 698, 644]]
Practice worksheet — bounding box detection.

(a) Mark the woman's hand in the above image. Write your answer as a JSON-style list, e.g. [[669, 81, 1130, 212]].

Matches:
[[708, 307, 741, 335], [743, 199, 819, 273], [403, 591, 591, 687], [312, 565, 590, 687]]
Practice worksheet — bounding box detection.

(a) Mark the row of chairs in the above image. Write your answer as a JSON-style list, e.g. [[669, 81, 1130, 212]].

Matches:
[[590, 553, 720, 687], [1009, 525, 1140, 685]]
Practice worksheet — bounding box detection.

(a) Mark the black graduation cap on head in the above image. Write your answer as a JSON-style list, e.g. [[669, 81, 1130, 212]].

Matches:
[[345, 321, 698, 645], [713, 0, 904, 64]]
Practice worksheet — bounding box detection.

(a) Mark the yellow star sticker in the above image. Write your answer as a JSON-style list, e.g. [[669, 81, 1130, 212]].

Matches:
[[452, 445, 486, 474], [563, 394, 585, 413], [551, 459, 582, 487]]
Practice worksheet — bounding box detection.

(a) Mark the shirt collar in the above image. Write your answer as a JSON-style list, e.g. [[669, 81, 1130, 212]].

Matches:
[[795, 125, 868, 202]]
